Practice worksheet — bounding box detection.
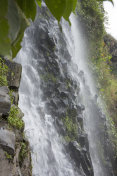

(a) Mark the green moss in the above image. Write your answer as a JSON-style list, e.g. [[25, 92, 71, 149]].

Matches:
[[8, 90, 14, 104], [20, 142, 27, 158], [66, 80, 71, 89], [40, 73, 57, 83], [64, 135, 72, 142], [8, 106, 24, 130], [5, 152, 13, 161], [108, 116, 117, 157], [19, 141, 28, 164], [89, 30, 117, 156], [77, 0, 104, 50], [63, 112, 78, 141], [0, 57, 8, 86]]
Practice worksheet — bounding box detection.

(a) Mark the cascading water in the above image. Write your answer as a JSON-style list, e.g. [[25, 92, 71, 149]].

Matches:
[[62, 16, 111, 176], [15, 4, 113, 176]]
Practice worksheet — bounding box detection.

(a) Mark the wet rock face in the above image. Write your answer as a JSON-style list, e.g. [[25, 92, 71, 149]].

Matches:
[[4, 59, 22, 90], [0, 57, 31, 175], [26, 6, 94, 175], [0, 148, 13, 176], [104, 34, 117, 75], [0, 127, 15, 156], [0, 86, 11, 116], [69, 141, 94, 176]]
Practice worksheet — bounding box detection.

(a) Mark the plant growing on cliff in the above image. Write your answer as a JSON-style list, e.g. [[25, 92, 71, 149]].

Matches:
[[63, 112, 78, 141], [4, 152, 13, 162], [90, 39, 117, 156], [0, 57, 8, 86], [19, 142, 28, 164], [8, 105, 24, 130], [0, 0, 113, 59]]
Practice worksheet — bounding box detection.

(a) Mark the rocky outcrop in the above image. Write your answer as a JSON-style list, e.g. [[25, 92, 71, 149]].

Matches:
[[69, 141, 93, 176], [0, 148, 14, 176], [4, 59, 22, 90], [28, 6, 94, 175], [104, 34, 117, 76], [0, 59, 32, 176], [0, 127, 15, 155], [0, 86, 11, 116]]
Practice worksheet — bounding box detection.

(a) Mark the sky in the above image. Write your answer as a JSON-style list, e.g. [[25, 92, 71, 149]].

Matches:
[[104, 0, 117, 39]]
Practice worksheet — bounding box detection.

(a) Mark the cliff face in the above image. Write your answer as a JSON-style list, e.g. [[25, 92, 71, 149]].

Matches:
[[104, 34, 117, 76], [0, 58, 32, 176], [0, 1, 117, 176]]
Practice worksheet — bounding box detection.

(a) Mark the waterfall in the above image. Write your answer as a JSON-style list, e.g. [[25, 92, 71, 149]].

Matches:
[[15, 5, 113, 176], [62, 16, 108, 176]]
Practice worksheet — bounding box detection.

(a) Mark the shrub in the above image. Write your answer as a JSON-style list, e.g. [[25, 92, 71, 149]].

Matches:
[[63, 112, 78, 141], [8, 106, 24, 130], [0, 57, 8, 86]]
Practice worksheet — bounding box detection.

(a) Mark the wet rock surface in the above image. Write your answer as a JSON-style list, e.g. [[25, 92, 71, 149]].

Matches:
[[0, 127, 15, 155], [0, 58, 31, 175], [4, 58, 22, 90], [0, 86, 11, 115], [69, 141, 93, 176], [0, 148, 13, 176], [104, 34, 117, 76], [25, 6, 94, 175]]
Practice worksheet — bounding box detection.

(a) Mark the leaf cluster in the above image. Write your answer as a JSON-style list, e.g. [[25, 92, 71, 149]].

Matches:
[[8, 105, 24, 130], [0, 57, 8, 86], [63, 112, 78, 141], [0, 0, 114, 59]]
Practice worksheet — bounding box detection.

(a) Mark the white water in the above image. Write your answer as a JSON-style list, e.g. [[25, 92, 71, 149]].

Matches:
[[15, 9, 110, 176], [104, 0, 117, 39], [62, 15, 107, 176], [16, 16, 80, 176]]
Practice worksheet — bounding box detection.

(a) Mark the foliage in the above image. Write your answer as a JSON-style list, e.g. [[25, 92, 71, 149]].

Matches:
[[108, 116, 117, 156], [63, 112, 78, 141], [19, 142, 28, 163], [92, 42, 117, 124], [8, 90, 14, 104], [8, 105, 24, 130], [90, 40, 117, 155], [0, 0, 113, 59], [5, 151, 13, 161], [40, 73, 57, 83], [77, 0, 105, 47], [42, 0, 113, 21], [0, 0, 34, 58], [0, 57, 8, 86]]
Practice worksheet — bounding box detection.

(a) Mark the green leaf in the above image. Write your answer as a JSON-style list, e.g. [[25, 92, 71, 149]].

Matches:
[[36, 0, 42, 8], [63, 0, 73, 20], [15, 0, 36, 20], [8, 0, 20, 42], [97, 0, 114, 5], [72, 0, 77, 12], [45, 0, 66, 21], [0, 0, 11, 57], [11, 10, 28, 58]]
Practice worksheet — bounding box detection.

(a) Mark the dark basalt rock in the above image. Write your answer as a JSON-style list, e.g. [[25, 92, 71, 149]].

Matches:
[[69, 141, 94, 176], [0, 86, 11, 116], [25, 6, 94, 175], [4, 59, 22, 90], [0, 127, 15, 156], [0, 148, 14, 176], [78, 134, 89, 150]]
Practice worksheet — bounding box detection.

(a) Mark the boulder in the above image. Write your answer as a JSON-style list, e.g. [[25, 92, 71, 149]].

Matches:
[[0, 127, 15, 155], [12, 91, 19, 105], [69, 141, 94, 176], [4, 59, 22, 90], [0, 148, 13, 176], [0, 86, 11, 115], [78, 134, 89, 150]]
